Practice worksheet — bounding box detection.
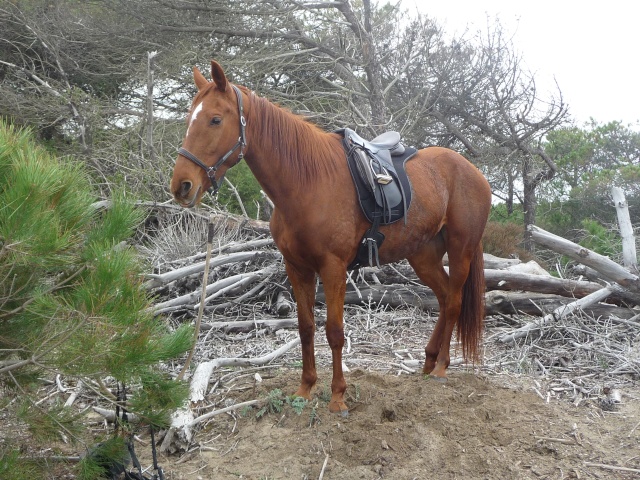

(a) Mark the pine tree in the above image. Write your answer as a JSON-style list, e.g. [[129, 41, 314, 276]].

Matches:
[[0, 121, 192, 478]]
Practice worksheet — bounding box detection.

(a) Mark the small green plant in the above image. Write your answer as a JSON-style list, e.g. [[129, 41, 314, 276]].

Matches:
[[353, 383, 360, 402], [517, 358, 533, 374], [256, 389, 310, 419], [239, 405, 254, 417], [597, 355, 610, 370], [287, 395, 307, 415], [256, 389, 285, 418], [318, 387, 332, 403]]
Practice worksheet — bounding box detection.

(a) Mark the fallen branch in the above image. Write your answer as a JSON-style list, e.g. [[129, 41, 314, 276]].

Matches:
[[483, 268, 634, 301], [499, 286, 620, 343], [200, 318, 313, 334], [151, 265, 278, 314], [160, 337, 301, 452], [320, 284, 634, 319], [188, 399, 262, 428], [529, 225, 640, 293], [190, 336, 301, 402], [93, 406, 139, 424], [144, 251, 274, 289]]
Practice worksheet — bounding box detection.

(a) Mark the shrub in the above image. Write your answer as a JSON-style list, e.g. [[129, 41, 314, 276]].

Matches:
[[482, 221, 532, 261], [0, 121, 191, 478]]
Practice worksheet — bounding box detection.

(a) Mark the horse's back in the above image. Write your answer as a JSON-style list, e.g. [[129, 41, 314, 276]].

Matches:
[[374, 145, 491, 262], [409, 146, 491, 214]]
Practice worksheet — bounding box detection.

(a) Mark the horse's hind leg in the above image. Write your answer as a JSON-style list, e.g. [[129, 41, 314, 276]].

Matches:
[[407, 232, 449, 375], [285, 261, 318, 400], [428, 233, 479, 378]]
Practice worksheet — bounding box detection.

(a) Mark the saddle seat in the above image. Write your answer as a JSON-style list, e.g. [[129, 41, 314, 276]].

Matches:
[[348, 130, 406, 156]]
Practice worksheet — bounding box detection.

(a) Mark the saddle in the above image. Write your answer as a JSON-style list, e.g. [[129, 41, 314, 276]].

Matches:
[[337, 128, 417, 270]]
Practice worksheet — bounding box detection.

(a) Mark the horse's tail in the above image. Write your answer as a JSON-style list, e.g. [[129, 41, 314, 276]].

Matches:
[[458, 244, 485, 362]]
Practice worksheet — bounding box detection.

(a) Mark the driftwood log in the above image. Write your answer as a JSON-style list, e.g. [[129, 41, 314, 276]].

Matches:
[[529, 226, 640, 293], [500, 187, 639, 341]]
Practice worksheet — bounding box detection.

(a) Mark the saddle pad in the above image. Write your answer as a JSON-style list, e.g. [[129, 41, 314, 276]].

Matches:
[[346, 146, 417, 225]]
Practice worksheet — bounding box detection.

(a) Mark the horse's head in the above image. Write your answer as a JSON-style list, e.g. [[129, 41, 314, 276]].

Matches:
[[171, 61, 247, 207]]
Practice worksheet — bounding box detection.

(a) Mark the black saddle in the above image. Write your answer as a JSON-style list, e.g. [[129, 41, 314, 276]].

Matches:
[[336, 128, 417, 269]]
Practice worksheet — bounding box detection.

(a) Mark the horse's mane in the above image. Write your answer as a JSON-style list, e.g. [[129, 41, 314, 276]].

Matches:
[[245, 89, 338, 185]]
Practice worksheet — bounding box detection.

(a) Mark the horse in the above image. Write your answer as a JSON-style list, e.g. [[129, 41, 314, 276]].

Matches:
[[171, 61, 492, 414]]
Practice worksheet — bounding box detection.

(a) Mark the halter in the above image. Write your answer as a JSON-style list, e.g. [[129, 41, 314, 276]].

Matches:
[[177, 84, 247, 195]]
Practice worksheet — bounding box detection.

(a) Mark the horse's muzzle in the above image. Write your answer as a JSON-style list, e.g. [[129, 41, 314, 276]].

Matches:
[[173, 182, 201, 208]]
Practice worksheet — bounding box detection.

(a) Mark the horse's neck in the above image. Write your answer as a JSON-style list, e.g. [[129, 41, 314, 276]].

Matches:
[[244, 98, 340, 209]]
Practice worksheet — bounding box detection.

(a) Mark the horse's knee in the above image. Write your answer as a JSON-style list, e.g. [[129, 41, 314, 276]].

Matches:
[[298, 319, 315, 343], [325, 324, 344, 350]]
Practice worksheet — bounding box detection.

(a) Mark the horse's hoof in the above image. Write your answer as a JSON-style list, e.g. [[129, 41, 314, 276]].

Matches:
[[426, 374, 448, 383], [329, 400, 349, 416], [423, 361, 436, 375]]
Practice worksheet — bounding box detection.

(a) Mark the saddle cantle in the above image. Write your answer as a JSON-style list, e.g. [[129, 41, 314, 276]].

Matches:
[[336, 128, 417, 270]]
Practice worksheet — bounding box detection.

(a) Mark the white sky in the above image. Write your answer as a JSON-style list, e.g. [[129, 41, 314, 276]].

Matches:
[[404, 0, 640, 127]]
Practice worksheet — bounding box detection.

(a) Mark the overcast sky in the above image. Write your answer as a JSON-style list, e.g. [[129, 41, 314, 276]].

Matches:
[[405, 0, 639, 127]]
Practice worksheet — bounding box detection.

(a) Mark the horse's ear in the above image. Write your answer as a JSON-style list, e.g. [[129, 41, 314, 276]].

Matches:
[[210, 60, 228, 92], [193, 66, 209, 91]]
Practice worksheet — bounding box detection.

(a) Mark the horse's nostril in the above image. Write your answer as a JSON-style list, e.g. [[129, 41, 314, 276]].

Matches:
[[180, 181, 192, 197]]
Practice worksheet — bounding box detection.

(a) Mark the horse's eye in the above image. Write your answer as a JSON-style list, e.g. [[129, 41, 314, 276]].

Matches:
[[210, 117, 222, 126]]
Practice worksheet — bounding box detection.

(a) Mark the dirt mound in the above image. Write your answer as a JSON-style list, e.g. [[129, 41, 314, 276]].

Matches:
[[155, 369, 639, 479]]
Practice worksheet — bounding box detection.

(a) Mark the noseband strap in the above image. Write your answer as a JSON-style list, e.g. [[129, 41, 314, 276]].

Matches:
[[177, 84, 247, 195]]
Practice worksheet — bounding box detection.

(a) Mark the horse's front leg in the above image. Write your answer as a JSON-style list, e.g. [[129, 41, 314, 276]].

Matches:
[[319, 260, 348, 413], [285, 261, 318, 400]]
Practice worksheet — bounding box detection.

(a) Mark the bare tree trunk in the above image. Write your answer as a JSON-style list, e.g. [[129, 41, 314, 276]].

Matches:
[[146, 51, 157, 162], [611, 187, 638, 270], [336, 0, 386, 134], [522, 157, 536, 252], [507, 168, 514, 216]]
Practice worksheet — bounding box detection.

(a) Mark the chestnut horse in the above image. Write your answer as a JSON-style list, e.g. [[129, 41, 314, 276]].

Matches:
[[171, 61, 492, 413]]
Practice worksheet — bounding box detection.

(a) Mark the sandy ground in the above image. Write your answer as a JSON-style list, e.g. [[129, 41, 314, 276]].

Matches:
[[144, 367, 640, 480]]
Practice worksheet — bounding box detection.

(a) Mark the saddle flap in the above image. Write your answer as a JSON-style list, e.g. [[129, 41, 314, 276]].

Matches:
[[355, 149, 378, 193], [353, 149, 402, 213]]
